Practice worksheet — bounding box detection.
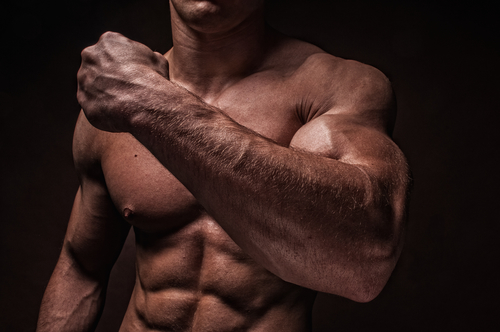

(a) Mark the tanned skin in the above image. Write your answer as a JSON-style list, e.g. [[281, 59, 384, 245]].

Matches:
[[37, 0, 410, 331]]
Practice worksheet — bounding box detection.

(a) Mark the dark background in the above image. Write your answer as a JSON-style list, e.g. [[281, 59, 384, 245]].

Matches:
[[1, 0, 499, 331]]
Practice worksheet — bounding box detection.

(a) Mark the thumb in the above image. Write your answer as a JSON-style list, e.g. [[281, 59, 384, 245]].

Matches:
[[153, 51, 169, 80]]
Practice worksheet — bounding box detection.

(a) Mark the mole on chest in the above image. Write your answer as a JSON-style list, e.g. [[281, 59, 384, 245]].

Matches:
[[100, 94, 302, 231], [102, 138, 204, 232]]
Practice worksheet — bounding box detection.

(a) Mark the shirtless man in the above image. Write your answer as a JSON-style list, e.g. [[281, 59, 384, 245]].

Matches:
[[37, 0, 410, 331]]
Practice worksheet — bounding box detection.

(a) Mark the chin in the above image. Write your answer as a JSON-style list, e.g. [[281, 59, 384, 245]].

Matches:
[[171, 0, 263, 34]]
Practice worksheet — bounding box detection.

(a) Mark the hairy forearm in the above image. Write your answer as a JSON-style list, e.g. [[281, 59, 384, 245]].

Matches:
[[76, 31, 408, 299], [37, 256, 106, 332], [128, 91, 404, 299]]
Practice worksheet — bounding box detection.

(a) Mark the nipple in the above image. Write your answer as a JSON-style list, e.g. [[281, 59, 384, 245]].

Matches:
[[123, 207, 134, 219]]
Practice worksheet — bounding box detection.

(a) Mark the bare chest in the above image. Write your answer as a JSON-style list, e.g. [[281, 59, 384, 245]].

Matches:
[[101, 80, 303, 233]]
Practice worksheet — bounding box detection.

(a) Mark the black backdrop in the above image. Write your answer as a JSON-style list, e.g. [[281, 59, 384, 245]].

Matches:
[[1, 0, 499, 331]]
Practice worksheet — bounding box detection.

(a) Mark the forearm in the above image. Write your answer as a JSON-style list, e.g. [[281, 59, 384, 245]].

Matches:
[[37, 256, 106, 332], [128, 92, 403, 298], [76, 32, 408, 299]]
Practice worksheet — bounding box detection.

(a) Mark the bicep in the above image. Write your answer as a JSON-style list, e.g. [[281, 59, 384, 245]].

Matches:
[[290, 113, 409, 210], [62, 112, 130, 279], [290, 113, 400, 166], [62, 181, 130, 280], [290, 62, 399, 163]]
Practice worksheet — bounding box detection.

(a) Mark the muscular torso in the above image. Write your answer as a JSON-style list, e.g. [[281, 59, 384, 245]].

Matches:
[[86, 40, 338, 331], [105, 137, 316, 331]]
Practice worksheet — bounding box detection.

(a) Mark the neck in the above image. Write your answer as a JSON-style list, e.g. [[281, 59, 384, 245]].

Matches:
[[166, 4, 268, 100]]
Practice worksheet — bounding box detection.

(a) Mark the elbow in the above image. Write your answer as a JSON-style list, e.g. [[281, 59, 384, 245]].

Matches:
[[336, 211, 403, 303], [348, 235, 402, 303], [348, 287, 381, 304], [348, 260, 395, 303], [348, 285, 383, 303], [310, 256, 396, 303], [302, 239, 400, 303], [349, 198, 406, 302]]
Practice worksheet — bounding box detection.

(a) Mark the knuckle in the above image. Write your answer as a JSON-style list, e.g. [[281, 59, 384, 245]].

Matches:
[[76, 91, 86, 108], [76, 88, 83, 100], [101, 31, 114, 39], [80, 46, 96, 61], [100, 31, 123, 41], [80, 46, 91, 57], [153, 51, 163, 62], [76, 70, 84, 84]]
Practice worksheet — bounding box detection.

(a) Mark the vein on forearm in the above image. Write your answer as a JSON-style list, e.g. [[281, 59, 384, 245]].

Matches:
[[129, 96, 381, 276]]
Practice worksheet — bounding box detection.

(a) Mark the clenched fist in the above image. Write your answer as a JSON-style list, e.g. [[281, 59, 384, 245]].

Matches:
[[77, 31, 170, 132]]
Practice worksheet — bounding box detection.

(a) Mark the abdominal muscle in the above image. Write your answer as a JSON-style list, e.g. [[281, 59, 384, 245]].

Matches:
[[117, 212, 317, 332], [100, 125, 316, 331]]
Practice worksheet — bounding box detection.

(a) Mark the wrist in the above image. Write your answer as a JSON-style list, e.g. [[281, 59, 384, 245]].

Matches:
[[126, 82, 198, 136]]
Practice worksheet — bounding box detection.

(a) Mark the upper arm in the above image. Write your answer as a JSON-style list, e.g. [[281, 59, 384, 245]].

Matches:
[[290, 59, 398, 160], [290, 60, 409, 221], [61, 111, 130, 280]]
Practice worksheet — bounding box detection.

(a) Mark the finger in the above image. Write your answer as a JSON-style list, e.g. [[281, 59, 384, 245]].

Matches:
[[80, 45, 99, 65], [99, 31, 126, 42], [153, 51, 169, 79], [76, 81, 87, 110]]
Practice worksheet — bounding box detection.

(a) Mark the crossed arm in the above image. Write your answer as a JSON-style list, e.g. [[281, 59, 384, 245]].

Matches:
[[77, 32, 410, 302]]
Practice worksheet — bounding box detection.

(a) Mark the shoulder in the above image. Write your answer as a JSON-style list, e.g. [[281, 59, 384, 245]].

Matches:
[[73, 110, 111, 179], [290, 48, 396, 132], [300, 53, 393, 107], [263, 29, 394, 114]]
